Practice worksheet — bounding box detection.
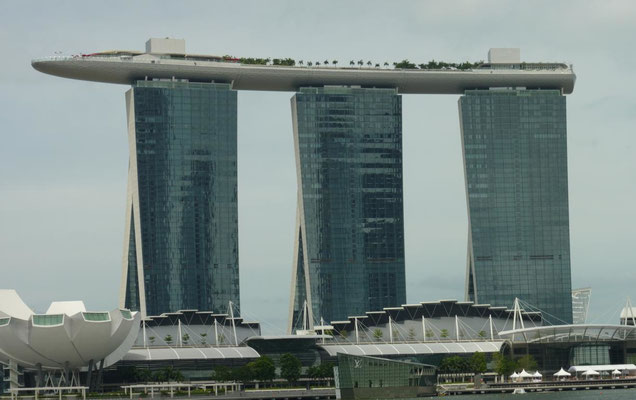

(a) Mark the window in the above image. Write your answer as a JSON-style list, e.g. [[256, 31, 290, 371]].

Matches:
[[32, 314, 63, 326], [82, 312, 110, 322]]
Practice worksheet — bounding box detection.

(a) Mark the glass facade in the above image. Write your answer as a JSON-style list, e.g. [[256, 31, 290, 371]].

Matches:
[[32, 314, 63, 326], [289, 87, 406, 329], [570, 344, 612, 366], [122, 80, 239, 317], [460, 89, 572, 324], [336, 353, 436, 399]]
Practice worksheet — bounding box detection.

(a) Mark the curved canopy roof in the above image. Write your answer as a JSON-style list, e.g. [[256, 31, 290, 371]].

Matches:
[[123, 346, 259, 361], [498, 324, 636, 344], [319, 341, 505, 357]]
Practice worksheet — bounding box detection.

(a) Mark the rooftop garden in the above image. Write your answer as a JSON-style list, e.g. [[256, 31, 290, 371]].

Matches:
[[229, 56, 484, 70], [78, 51, 569, 71]]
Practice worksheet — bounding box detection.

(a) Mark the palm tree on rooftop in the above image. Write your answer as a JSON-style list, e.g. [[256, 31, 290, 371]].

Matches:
[[324, 59, 329, 65], [367, 61, 372, 67], [350, 60, 355, 66], [332, 60, 338, 67], [299, 60, 304, 66], [358, 59, 364, 66]]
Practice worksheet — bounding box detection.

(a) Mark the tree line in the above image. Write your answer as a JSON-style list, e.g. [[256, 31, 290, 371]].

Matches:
[[118, 354, 333, 385], [213, 354, 334, 384], [224, 56, 484, 70], [437, 352, 539, 375]]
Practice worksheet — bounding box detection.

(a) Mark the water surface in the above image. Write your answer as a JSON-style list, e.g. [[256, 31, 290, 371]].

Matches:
[[422, 388, 636, 399]]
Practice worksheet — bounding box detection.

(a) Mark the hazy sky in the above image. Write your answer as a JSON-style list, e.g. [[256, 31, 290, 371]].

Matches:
[[1, 1, 634, 333]]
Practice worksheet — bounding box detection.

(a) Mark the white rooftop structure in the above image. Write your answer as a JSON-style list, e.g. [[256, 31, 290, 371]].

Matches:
[[0, 289, 140, 370], [145, 38, 185, 54], [46, 301, 87, 315], [488, 48, 521, 64], [0, 290, 33, 320]]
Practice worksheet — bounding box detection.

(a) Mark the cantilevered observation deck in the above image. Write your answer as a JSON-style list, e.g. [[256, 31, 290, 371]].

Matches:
[[32, 51, 575, 94]]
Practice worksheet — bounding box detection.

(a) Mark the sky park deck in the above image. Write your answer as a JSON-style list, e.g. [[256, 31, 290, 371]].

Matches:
[[31, 41, 576, 94]]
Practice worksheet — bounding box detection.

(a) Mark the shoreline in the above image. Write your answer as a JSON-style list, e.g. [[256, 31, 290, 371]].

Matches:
[[439, 378, 636, 396]]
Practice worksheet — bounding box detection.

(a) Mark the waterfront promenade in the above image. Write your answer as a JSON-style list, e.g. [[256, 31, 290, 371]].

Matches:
[[440, 377, 636, 396]]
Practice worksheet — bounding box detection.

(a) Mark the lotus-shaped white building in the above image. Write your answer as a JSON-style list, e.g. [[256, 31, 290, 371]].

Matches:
[[0, 290, 140, 372]]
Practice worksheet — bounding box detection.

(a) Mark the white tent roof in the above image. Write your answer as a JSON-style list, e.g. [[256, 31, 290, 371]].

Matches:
[[533, 371, 542, 377], [553, 368, 571, 377], [569, 364, 636, 373], [510, 372, 519, 378], [518, 369, 533, 378], [583, 369, 600, 375], [612, 369, 622, 375]]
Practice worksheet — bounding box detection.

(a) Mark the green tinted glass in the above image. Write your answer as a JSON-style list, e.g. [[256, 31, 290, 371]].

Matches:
[[83, 312, 110, 322], [32, 314, 63, 326]]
